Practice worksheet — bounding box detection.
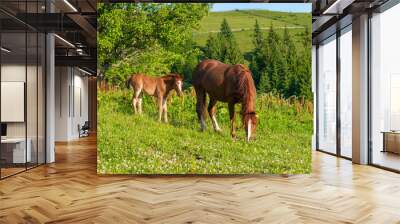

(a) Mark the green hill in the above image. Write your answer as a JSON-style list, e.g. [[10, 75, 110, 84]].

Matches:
[[193, 9, 311, 54]]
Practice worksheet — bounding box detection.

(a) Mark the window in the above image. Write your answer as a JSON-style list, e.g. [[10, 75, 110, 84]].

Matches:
[[339, 26, 352, 158], [0, 1, 46, 179], [370, 3, 400, 171], [317, 35, 337, 154]]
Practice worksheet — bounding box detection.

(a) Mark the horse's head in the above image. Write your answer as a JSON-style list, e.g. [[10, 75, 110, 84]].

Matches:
[[244, 112, 257, 142], [171, 74, 183, 97]]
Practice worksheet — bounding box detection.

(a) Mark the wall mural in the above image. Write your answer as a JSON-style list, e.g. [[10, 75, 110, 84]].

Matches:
[[97, 3, 313, 174]]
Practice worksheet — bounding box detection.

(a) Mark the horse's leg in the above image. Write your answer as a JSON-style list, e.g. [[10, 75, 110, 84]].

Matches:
[[208, 98, 221, 132], [158, 96, 163, 122], [195, 87, 206, 131], [229, 102, 236, 138], [162, 97, 168, 123]]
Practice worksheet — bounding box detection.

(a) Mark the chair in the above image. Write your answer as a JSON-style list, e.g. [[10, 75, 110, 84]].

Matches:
[[78, 121, 90, 138]]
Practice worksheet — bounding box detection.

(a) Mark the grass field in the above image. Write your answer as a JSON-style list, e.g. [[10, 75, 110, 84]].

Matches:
[[97, 89, 313, 174], [193, 10, 311, 54]]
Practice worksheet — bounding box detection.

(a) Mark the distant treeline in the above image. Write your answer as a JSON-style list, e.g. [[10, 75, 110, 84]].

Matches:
[[98, 3, 312, 100]]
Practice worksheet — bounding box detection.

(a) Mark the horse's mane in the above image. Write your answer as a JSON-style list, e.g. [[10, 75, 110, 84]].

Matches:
[[236, 65, 257, 118]]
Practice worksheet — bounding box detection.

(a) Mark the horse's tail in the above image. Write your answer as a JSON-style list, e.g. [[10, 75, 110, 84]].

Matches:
[[126, 76, 132, 89]]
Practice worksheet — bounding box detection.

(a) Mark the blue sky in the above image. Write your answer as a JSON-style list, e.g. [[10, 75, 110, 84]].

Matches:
[[211, 3, 311, 13]]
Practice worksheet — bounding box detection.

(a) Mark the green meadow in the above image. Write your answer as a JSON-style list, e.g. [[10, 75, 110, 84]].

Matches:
[[97, 90, 312, 174]]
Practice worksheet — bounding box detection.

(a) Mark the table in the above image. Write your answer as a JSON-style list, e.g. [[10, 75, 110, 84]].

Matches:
[[382, 131, 400, 154], [1, 138, 31, 164]]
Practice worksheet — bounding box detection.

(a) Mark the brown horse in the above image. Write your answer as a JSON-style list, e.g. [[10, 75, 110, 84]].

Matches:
[[192, 59, 257, 142], [126, 73, 183, 122]]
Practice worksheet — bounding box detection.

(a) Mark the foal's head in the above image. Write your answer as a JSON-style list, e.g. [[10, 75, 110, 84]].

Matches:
[[167, 73, 183, 96]]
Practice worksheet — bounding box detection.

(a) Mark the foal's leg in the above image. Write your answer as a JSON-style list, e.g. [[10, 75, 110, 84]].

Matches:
[[138, 97, 143, 114], [132, 95, 137, 114], [162, 97, 168, 123], [228, 102, 236, 138], [132, 87, 141, 114], [208, 98, 221, 132], [195, 87, 206, 131], [158, 96, 163, 122]]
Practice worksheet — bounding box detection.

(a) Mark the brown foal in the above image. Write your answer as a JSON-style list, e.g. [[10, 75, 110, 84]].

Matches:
[[127, 73, 183, 122]]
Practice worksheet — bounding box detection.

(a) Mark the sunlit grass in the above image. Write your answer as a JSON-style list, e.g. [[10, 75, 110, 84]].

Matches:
[[97, 89, 312, 174]]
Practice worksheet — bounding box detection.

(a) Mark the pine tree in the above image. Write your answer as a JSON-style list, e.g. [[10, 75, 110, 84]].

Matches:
[[283, 26, 298, 97], [265, 23, 284, 94], [274, 55, 288, 96], [220, 18, 234, 39], [302, 25, 311, 49], [258, 70, 271, 93], [204, 19, 243, 64], [205, 34, 222, 60], [297, 26, 312, 99], [250, 19, 265, 85], [267, 23, 279, 48], [252, 19, 263, 51], [249, 56, 260, 85], [297, 52, 312, 99], [217, 18, 244, 64]]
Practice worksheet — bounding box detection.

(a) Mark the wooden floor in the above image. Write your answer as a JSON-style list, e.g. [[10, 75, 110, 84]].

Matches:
[[1, 167, 26, 178], [372, 150, 400, 171], [1, 135, 400, 223]]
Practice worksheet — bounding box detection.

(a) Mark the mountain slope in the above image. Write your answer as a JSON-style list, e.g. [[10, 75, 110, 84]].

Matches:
[[193, 10, 311, 54]]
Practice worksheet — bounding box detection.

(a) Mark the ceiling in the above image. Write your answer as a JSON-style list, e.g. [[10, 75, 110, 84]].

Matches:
[[312, 0, 390, 44], [0, 0, 97, 74]]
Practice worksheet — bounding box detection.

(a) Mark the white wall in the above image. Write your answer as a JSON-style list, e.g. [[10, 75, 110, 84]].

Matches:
[[1, 64, 25, 81], [72, 72, 89, 138], [55, 67, 89, 141], [55, 66, 70, 141]]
